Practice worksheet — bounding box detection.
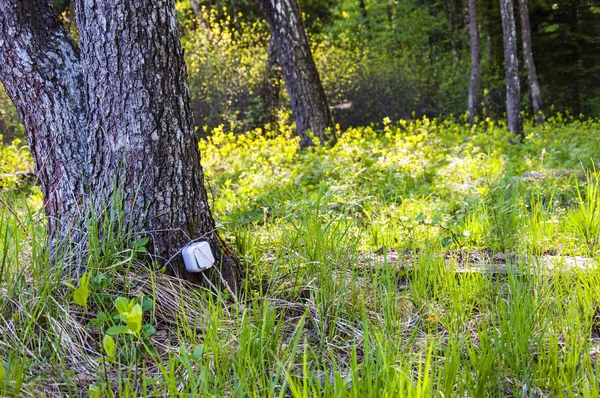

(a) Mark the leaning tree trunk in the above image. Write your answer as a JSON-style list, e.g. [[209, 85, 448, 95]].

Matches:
[[259, 0, 335, 148], [467, 0, 481, 126], [518, 0, 543, 125], [0, 0, 88, 261], [499, 0, 523, 139], [74, 0, 240, 288]]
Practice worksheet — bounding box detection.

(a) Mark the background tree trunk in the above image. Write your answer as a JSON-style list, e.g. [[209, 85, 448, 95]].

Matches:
[[74, 0, 239, 288], [264, 36, 282, 126], [259, 0, 335, 148], [359, 0, 368, 20], [0, 0, 88, 262], [518, 0, 543, 125], [499, 0, 523, 139], [468, 0, 481, 125], [568, 0, 581, 115], [190, 0, 202, 15], [189, 0, 211, 30]]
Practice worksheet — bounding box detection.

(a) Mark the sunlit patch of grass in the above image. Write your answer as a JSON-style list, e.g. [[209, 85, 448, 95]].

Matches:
[[1, 118, 600, 395], [569, 170, 600, 255]]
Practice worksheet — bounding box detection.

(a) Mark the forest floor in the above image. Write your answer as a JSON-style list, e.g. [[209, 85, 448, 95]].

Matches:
[[1, 116, 600, 396]]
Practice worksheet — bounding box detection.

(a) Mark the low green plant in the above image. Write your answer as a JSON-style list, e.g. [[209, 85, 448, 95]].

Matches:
[[1, 118, 600, 395], [569, 169, 600, 255]]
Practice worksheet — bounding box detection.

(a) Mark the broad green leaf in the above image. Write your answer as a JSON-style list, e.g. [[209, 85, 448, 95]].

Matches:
[[126, 304, 143, 334], [73, 273, 90, 309], [95, 311, 107, 322], [91, 274, 105, 289], [133, 237, 150, 251], [193, 345, 204, 360], [0, 362, 4, 384], [106, 325, 129, 335], [141, 299, 153, 311], [143, 324, 156, 336], [114, 297, 130, 315], [103, 335, 115, 360]]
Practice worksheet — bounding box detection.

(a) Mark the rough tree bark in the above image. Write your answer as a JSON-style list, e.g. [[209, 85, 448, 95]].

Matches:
[[518, 0, 543, 125], [0, 0, 240, 288], [74, 0, 239, 288], [468, 0, 480, 126], [0, 0, 88, 259], [499, 0, 523, 139], [259, 0, 335, 148]]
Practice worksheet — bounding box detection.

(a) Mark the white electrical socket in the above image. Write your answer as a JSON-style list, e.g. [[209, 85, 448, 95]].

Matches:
[[182, 241, 215, 272]]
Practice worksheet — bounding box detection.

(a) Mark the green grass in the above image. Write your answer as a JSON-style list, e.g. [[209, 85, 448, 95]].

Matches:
[[1, 116, 600, 396]]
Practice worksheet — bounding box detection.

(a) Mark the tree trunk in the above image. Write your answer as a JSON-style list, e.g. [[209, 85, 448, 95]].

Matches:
[[359, 0, 368, 20], [232, 0, 240, 31], [74, 0, 240, 288], [0, 0, 89, 261], [499, 0, 523, 139], [264, 36, 282, 126], [443, 0, 460, 62], [568, 0, 581, 115], [518, 0, 543, 125], [259, 0, 335, 148], [190, 0, 202, 15], [0, 0, 240, 288], [468, 0, 481, 126], [189, 0, 211, 30]]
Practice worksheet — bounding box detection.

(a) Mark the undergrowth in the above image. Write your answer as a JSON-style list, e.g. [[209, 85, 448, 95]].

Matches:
[[1, 117, 600, 396]]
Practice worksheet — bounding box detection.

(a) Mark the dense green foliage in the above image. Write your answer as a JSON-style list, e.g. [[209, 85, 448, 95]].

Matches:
[[204, 116, 600, 255], [1, 120, 600, 395], [0, 138, 32, 190], [2, 0, 598, 141], [1, 1, 599, 395], [173, 0, 600, 132]]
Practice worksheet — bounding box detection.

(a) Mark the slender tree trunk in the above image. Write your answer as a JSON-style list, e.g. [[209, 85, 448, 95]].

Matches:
[[259, 0, 335, 148], [444, 0, 460, 62], [0, 0, 88, 261], [518, 0, 543, 125], [232, 0, 240, 30], [264, 36, 281, 126], [568, 0, 581, 115], [0, 117, 8, 143], [74, 0, 239, 288], [499, 0, 523, 139], [359, 0, 368, 20], [468, 0, 481, 125], [190, 0, 201, 14], [190, 0, 211, 30]]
